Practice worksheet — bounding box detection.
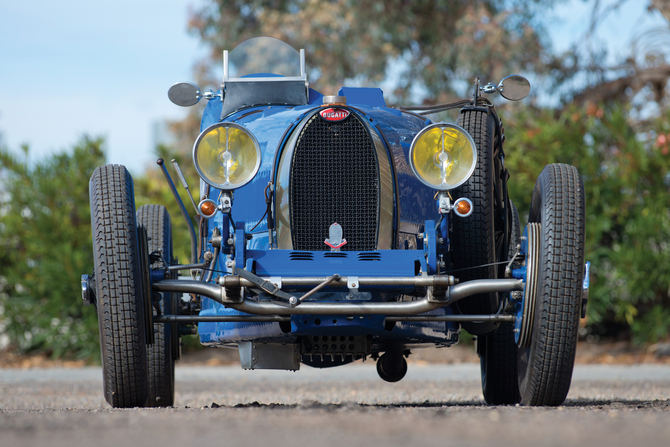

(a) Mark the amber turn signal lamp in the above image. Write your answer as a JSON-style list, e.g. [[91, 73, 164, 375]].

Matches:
[[453, 198, 473, 217], [198, 198, 218, 219]]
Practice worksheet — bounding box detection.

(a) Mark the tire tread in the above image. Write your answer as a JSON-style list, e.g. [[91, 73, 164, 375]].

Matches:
[[452, 109, 499, 316], [90, 164, 148, 408], [137, 204, 176, 407], [521, 163, 585, 406]]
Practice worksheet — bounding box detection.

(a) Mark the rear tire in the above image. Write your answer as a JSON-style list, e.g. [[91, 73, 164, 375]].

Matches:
[[137, 204, 177, 407], [517, 164, 586, 406], [480, 200, 521, 405], [452, 108, 504, 335], [90, 164, 148, 408]]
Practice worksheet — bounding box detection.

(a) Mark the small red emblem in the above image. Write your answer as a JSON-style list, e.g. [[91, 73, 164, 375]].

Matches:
[[319, 108, 350, 122]]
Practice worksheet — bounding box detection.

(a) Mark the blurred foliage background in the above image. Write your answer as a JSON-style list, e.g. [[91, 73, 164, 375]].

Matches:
[[1, 0, 670, 360]]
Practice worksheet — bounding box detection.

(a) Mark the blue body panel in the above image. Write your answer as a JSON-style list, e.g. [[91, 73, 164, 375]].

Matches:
[[249, 249, 425, 278], [338, 87, 386, 108], [196, 87, 457, 347]]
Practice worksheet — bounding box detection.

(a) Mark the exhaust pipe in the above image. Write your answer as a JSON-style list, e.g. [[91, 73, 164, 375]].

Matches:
[[152, 278, 523, 316]]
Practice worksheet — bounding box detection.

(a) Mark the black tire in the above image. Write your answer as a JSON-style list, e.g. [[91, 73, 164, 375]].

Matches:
[[517, 164, 586, 406], [452, 108, 504, 334], [479, 200, 521, 405], [137, 205, 177, 407], [90, 164, 148, 408]]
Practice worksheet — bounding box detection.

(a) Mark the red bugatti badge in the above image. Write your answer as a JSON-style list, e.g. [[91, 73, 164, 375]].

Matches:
[[320, 108, 350, 122]]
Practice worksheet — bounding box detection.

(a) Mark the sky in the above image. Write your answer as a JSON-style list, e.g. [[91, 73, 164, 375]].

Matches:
[[0, 0, 667, 176], [0, 0, 206, 176]]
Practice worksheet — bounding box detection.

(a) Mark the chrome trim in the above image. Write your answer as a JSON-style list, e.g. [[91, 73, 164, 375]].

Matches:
[[453, 197, 474, 217], [387, 315, 515, 322], [408, 123, 478, 191], [152, 278, 523, 316], [168, 82, 202, 107], [223, 48, 307, 84], [218, 275, 456, 288], [274, 109, 393, 249], [155, 315, 291, 323], [197, 198, 218, 219], [365, 115, 394, 250], [192, 122, 262, 191], [153, 314, 514, 323], [274, 110, 318, 248], [322, 95, 347, 104], [81, 274, 93, 306], [167, 261, 210, 271], [496, 74, 531, 101], [295, 274, 341, 305]]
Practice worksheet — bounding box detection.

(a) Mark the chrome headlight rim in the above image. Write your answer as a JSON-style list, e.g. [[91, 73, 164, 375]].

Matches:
[[408, 122, 478, 191], [192, 121, 262, 190]]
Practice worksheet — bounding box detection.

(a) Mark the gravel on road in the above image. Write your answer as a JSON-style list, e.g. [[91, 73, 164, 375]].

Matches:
[[1, 363, 670, 447]]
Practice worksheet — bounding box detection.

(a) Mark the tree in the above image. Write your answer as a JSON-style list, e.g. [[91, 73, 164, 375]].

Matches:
[[548, 0, 670, 110], [0, 138, 105, 359], [187, 0, 551, 103], [504, 103, 670, 344]]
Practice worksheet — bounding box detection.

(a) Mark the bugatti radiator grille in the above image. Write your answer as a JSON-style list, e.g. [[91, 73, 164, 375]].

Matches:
[[290, 113, 379, 251]]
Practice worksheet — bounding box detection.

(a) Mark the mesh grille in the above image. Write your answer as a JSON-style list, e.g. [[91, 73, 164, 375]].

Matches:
[[290, 113, 379, 251]]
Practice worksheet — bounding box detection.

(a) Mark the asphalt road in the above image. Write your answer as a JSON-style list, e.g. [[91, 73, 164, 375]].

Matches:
[[1, 362, 669, 447]]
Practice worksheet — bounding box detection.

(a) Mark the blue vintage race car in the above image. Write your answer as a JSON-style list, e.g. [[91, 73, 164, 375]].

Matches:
[[82, 37, 588, 408]]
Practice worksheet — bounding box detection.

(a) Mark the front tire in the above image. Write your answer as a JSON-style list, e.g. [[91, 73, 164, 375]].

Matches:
[[90, 164, 148, 408], [479, 200, 521, 405], [137, 204, 177, 407], [452, 108, 504, 335], [517, 164, 586, 406]]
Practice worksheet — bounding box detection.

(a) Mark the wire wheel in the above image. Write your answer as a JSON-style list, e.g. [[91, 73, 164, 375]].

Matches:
[[517, 222, 540, 348]]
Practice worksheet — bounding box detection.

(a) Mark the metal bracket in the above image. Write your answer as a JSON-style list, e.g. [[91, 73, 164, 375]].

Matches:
[[424, 219, 437, 275], [269, 276, 282, 290], [581, 261, 590, 318], [238, 341, 300, 371], [233, 267, 295, 303], [234, 222, 246, 270], [294, 274, 341, 307], [81, 274, 96, 306], [427, 286, 449, 303], [218, 274, 244, 304], [438, 193, 451, 214], [220, 192, 232, 213]]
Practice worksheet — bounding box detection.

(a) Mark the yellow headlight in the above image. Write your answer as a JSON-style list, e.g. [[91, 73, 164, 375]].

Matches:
[[409, 123, 477, 190], [193, 122, 261, 190]]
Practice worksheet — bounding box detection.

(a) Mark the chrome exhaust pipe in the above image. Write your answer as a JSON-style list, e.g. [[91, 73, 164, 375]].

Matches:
[[152, 278, 523, 316]]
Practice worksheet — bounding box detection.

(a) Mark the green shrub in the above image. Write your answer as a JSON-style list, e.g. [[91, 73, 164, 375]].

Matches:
[[0, 137, 104, 360], [505, 104, 670, 344]]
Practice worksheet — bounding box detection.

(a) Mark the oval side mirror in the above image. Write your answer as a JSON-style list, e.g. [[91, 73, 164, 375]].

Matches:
[[168, 82, 202, 107], [498, 75, 530, 101]]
